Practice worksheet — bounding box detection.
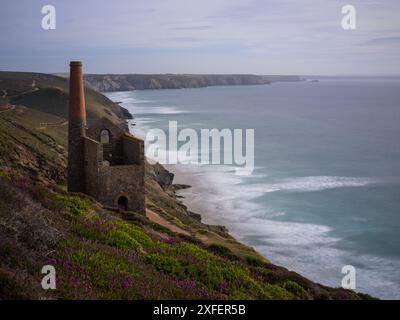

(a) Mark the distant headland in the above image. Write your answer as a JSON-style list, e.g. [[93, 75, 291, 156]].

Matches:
[[82, 74, 302, 92]]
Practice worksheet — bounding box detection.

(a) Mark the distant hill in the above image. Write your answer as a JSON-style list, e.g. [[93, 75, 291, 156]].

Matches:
[[83, 74, 301, 92], [0, 71, 132, 125]]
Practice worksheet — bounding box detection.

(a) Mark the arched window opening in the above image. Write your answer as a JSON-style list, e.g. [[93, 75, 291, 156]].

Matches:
[[100, 129, 110, 144]]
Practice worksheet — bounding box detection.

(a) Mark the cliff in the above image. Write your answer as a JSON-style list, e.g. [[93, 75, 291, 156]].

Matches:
[[0, 72, 371, 300], [84, 74, 301, 92]]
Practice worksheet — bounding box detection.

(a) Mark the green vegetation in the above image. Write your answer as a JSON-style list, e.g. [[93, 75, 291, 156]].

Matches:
[[3, 169, 362, 299], [0, 71, 128, 124], [57, 194, 92, 216]]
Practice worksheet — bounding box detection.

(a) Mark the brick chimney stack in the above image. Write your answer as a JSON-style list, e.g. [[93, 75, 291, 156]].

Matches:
[[67, 61, 86, 192]]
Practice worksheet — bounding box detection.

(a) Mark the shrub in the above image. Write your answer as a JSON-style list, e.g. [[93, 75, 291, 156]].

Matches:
[[208, 244, 235, 259], [145, 253, 183, 275], [105, 229, 142, 250], [283, 281, 307, 299], [76, 219, 143, 251], [246, 256, 267, 267], [112, 220, 154, 249], [357, 292, 378, 300], [57, 195, 91, 215]]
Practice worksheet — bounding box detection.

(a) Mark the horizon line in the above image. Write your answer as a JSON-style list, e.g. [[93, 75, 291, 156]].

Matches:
[[2, 69, 400, 78]]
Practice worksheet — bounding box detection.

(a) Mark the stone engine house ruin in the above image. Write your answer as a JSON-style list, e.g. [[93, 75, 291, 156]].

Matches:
[[67, 61, 145, 213]]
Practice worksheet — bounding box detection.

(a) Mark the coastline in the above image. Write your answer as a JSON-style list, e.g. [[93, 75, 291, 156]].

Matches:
[[109, 84, 400, 300], [166, 164, 207, 219], [165, 163, 239, 228]]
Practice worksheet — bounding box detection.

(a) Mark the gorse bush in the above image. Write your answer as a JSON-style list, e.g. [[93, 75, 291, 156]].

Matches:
[[75, 217, 158, 252], [283, 281, 308, 299], [208, 244, 236, 260], [112, 220, 154, 249], [145, 254, 183, 275], [57, 195, 92, 216]]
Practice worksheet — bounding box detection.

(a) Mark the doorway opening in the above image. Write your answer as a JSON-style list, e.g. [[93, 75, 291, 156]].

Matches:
[[117, 196, 128, 211]]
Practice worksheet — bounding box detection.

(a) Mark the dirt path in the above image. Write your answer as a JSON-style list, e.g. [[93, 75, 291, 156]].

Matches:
[[0, 105, 15, 114], [145, 208, 191, 236], [37, 120, 68, 130]]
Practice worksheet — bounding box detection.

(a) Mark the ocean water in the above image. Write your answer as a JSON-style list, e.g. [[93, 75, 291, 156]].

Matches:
[[105, 78, 400, 299]]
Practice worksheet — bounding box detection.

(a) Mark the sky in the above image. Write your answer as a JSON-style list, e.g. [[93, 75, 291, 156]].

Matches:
[[1, 0, 400, 75]]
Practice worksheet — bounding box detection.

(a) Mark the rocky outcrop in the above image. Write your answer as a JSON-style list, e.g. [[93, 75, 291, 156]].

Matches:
[[147, 162, 175, 190]]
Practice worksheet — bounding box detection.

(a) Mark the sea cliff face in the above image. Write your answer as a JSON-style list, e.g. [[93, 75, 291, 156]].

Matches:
[[84, 74, 301, 92]]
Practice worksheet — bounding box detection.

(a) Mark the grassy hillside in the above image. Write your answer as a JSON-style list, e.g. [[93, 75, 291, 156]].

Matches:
[[0, 169, 367, 300], [0, 72, 372, 300], [0, 72, 132, 126], [0, 105, 66, 184]]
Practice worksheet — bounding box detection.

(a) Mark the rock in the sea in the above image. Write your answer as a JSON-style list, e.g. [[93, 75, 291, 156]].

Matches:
[[172, 184, 191, 191]]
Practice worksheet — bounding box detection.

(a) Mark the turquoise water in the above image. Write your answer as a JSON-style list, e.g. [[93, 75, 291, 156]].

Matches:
[[106, 79, 400, 299]]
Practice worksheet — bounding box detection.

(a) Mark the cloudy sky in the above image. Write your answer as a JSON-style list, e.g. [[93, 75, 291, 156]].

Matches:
[[1, 0, 400, 75]]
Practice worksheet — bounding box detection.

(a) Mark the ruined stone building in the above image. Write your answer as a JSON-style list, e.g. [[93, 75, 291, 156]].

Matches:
[[67, 61, 145, 213]]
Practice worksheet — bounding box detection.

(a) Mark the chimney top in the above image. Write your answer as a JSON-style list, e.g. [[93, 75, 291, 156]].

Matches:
[[68, 60, 86, 122], [70, 61, 82, 66]]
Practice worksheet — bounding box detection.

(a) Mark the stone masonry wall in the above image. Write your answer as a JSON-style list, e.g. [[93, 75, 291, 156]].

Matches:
[[96, 164, 145, 213], [67, 121, 86, 192], [123, 135, 144, 165], [83, 136, 101, 198]]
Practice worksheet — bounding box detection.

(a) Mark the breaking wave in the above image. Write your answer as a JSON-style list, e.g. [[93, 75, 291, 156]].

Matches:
[[258, 176, 379, 193]]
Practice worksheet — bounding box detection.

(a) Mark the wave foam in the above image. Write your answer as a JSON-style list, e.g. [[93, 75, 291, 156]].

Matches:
[[257, 176, 379, 193], [133, 106, 189, 115]]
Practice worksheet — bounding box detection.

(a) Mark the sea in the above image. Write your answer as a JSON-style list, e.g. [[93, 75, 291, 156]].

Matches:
[[105, 78, 400, 299]]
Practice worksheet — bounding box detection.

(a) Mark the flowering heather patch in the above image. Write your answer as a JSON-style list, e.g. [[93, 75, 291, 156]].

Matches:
[[218, 280, 229, 292], [52, 240, 224, 299], [176, 279, 196, 290], [48, 254, 95, 299], [154, 234, 181, 245], [53, 213, 278, 299]]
